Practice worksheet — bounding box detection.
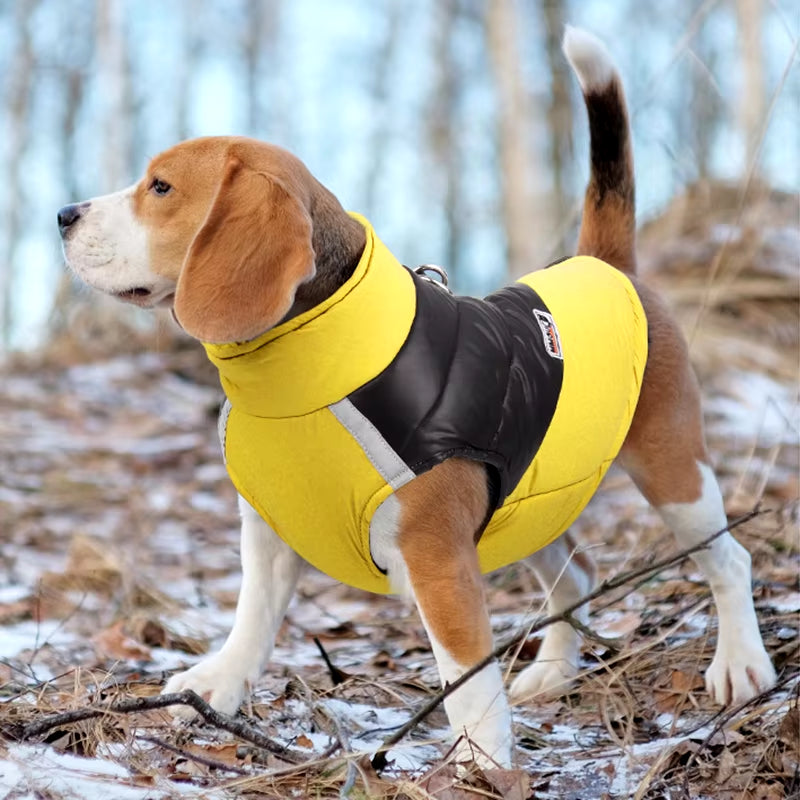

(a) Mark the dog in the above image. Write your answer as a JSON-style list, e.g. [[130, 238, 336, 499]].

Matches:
[[58, 27, 775, 768]]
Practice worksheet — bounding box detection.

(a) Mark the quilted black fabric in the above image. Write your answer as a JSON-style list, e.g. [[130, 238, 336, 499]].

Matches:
[[347, 270, 564, 510]]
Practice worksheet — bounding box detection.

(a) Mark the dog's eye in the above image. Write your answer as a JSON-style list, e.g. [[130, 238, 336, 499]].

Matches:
[[149, 178, 173, 196]]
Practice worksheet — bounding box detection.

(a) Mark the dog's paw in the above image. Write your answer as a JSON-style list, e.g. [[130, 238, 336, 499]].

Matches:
[[705, 642, 777, 706], [448, 735, 513, 772], [509, 659, 578, 703], [162, 655, 248, 719]]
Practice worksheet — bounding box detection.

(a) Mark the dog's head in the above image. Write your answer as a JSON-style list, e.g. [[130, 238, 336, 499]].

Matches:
[[59, 137, 316, 343]]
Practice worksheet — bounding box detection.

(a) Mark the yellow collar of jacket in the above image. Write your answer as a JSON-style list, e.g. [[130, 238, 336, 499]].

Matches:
[[203, 217, 648, 594], [204, 214, 415, 417]]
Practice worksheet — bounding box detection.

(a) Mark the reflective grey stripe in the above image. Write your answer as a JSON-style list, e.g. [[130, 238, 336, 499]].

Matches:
[[329, 398, 415, 490], [217, 399, 232, 462]]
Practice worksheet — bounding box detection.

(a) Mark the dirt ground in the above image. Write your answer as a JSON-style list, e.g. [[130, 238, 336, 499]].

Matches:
[[0, 183, 798, 799]]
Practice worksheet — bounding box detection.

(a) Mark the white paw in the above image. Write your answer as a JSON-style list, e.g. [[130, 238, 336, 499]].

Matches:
[[509, 658, 578, 703], [705, 642, 777, 705], [162, 654, 248, 719], [449, 735, 513, 771], [441, 663, 514, 769]]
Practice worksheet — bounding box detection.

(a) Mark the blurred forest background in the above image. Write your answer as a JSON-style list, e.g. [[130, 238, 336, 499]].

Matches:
[[0, 0, 797, 354]]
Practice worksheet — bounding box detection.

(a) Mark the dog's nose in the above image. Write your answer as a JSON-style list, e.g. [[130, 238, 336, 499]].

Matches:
[[57, 202, 90, 236]]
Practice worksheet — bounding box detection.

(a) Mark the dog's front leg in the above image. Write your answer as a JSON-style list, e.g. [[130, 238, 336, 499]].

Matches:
[[163, 496, 303, 717], [410, 570, 513, 769], [376, 461, 513, 769]]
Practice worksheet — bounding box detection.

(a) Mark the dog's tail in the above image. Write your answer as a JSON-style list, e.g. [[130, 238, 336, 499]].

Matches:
[[563, 26, 636, 274]]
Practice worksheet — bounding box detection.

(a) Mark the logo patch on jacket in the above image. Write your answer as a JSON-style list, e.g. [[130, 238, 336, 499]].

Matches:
[[533, 309, 563, 360]]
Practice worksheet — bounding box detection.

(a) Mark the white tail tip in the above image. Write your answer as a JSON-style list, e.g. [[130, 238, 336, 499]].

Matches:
[[562, 25, 615, 93]]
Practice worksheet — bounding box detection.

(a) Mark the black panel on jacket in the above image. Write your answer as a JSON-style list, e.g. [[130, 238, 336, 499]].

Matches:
[[347, 270, 564, 508]]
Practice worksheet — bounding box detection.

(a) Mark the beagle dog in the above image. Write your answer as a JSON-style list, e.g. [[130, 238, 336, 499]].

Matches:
[[58, 28, 775, 768]]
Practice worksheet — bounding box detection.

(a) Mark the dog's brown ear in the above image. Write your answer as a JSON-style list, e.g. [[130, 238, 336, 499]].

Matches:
[[174, 156, 315, 343]]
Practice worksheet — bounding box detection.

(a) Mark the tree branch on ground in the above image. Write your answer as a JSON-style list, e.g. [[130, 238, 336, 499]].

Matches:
[[140, 734, 250, 775], [11, 689, 303, 765]]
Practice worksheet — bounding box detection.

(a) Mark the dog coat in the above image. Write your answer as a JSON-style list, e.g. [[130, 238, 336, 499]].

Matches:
[[204, 215, 648, 594]]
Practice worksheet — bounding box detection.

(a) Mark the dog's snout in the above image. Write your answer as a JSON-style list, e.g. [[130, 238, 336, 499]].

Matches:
[[57, 202, 90, 236]]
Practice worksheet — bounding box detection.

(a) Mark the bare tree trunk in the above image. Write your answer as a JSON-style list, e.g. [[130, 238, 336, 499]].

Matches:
[[96, 0, 133, 190], [244, 0, 280, 137], [0, 0, 37, 348], [428, 0, 463, 275], [736, 0, 765, 173], [485, 0, 542, 279], [175, 0, 203, 141], [690, 24, 720, 181], [362, 1, 402, 219], [541, 0, 572, 233], [50, 2, 94, 341], [55, 0, 94, 201], [244, 0, 262, 136]]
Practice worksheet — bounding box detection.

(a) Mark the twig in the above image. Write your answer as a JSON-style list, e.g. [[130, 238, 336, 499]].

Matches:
[[317, 705, 358, 799], [640, 672, 798, 797], [683, 669, 797, 747], [28, 585, 90, 684], [14, 689, 303, 765], [140, 734, 250, 776], [313, 636, 349, 686], [370, 506, 767, 770], [562, 612, 622, 653]]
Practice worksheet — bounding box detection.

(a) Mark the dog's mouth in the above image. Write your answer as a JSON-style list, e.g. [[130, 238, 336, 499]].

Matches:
[[115, 287, 175, 308], [117, 287, 151, 300]]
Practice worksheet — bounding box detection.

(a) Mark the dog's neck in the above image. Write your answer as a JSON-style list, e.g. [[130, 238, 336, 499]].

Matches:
[[287, 183, 366, 320]]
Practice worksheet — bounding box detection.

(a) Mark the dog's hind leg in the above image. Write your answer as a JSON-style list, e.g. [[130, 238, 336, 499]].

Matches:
[[509, 531, 595, 702], [385, 459, 514, 768], [619, 285, 776, 705], [653, 460, 776, 704]]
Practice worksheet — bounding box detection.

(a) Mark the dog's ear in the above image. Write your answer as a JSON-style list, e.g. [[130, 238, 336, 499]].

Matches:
[[174, 155, 315, 343]]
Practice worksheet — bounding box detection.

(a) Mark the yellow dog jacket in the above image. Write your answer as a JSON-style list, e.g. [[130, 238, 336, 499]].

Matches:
[[204, 216, 647, 594]]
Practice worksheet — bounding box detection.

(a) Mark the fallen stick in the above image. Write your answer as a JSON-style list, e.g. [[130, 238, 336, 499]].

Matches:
[[686, 670, 797, 755], [313, 636, 349, 686], [140, 734, 250, 776], [13, 689, 303, 765], [370, 506, 768, 770]]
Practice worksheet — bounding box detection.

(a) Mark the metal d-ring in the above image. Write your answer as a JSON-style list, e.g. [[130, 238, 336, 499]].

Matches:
[[413, 264, 450, 292]]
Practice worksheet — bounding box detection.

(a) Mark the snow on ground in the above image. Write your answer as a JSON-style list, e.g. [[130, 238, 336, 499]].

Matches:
[[1, 743, 218, 800]]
